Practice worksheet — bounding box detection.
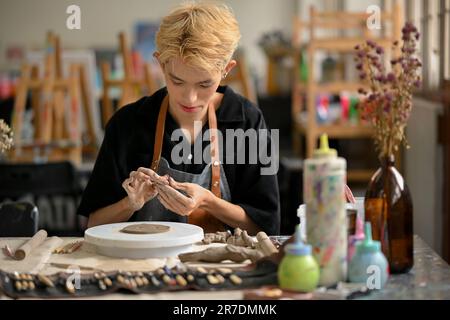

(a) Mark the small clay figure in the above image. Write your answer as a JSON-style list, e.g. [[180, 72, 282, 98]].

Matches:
[[202, 231, 231, 244], [226, 229, 256, 248], [203, 228, 257, 248], [255, 232, 278, 256]]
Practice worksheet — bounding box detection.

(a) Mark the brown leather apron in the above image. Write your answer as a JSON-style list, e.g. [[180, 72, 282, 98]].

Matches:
[[149, 95, 227, 233]]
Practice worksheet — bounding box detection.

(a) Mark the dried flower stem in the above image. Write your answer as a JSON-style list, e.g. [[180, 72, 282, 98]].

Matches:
[[354, 22, 422, 158], [0, 119, 14, 154]]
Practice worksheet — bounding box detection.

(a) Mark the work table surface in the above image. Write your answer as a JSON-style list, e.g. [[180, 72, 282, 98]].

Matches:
[[364, 235, 450, 299], [0, 235, 449, 300]]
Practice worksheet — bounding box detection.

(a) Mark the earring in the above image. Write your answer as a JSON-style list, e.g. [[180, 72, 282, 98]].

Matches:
[[222, 72, 228, 79]]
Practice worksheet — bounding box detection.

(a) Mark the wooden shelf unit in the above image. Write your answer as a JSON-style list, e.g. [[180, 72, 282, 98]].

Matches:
[[291, 3, 403, 181]]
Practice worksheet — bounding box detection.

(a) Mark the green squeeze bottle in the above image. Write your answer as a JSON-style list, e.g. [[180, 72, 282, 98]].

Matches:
[[278, 225, 320, 292]]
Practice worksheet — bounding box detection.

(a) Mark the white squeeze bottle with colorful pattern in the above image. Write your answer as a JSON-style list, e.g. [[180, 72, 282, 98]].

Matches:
[[304, 134, 347, 287]]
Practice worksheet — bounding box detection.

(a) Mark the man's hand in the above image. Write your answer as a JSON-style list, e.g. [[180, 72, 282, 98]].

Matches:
[[155, 177, 213, 216], [122, 168, 161, 211]]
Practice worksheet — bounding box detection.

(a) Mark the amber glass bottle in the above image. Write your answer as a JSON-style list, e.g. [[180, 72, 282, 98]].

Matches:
[[364, 155, 413, 274]]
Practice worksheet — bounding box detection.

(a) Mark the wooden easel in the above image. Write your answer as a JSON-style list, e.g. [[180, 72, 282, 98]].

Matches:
[[101, 32, 158, 127], [52, 33, 98, 157], [10, 32, 96, 165]]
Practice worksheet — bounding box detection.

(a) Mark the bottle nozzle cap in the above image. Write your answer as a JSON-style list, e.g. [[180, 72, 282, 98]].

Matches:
[[356, 222, 381, 253], [313, 134, 337, 158], [285, 224, 311, 256], [364, 222, 373, 243]]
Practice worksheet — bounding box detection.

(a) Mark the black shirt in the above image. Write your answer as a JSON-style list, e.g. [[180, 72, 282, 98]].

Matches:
[[77, 86, 280, 235]]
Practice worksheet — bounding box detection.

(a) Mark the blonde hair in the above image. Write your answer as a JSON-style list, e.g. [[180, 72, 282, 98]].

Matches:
[[155, 1, 241, 73]]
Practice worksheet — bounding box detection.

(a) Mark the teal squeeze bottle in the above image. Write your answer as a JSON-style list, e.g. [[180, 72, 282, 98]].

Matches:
[[278, 225, 320, 292], [348, 222, 389, 289]]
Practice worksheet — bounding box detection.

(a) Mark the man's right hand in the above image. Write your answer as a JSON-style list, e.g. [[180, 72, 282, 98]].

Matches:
[[122, 169, 159, 211]]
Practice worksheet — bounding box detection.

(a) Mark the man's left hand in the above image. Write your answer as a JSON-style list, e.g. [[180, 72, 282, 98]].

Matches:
[[155, 177, 213, 216]]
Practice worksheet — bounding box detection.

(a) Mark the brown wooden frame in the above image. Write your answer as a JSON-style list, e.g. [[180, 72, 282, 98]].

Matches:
[[442, 79, 450, 262]]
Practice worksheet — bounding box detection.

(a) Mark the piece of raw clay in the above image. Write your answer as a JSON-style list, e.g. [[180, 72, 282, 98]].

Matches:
[[178, 245, 265, 263], [182, 231, 278, 263], [120, 223, 170, 234]]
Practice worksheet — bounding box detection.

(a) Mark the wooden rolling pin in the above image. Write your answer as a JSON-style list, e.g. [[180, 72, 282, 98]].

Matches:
[[14, 230, 48, 260]]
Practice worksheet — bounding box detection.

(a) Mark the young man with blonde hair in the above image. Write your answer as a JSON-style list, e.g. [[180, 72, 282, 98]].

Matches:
[[77, 2, 280, 235]]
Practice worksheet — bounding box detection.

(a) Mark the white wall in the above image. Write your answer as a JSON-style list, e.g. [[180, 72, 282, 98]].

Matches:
[[343, 0, 382, 11], [406, 97, 444, 255], [0, 0, 297, 92]]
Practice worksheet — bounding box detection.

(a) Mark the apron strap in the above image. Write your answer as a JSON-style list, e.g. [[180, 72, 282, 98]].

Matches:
[[151, 94, 225, 232], [151, 95, 169, 171], [191, 103, 224, 232], [151, 94, 221, 197], [208, 102, 221, 198]]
